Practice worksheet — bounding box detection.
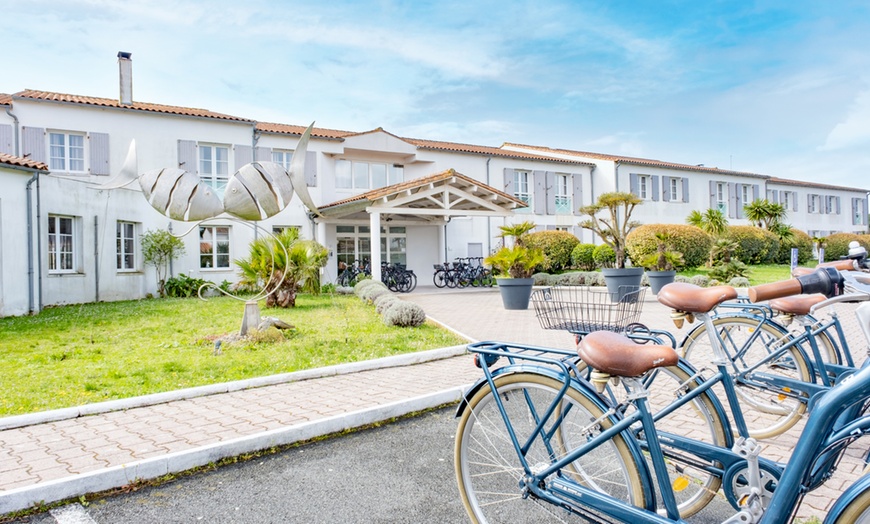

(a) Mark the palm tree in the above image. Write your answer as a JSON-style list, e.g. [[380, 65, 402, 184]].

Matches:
[[235, 229, 328, 308], [686, 208, 728, 237]]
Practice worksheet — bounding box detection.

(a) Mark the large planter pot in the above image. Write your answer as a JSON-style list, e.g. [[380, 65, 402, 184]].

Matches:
[[646, 270, 677, 295], [495, 277, 535, 310], [601, 267, 644, 301]]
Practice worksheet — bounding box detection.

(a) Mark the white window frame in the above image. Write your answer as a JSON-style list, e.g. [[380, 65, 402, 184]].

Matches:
[[716, 183, 727, 214], [809, 195, 819, 214], [271, 149, 293, 170], [826, 195, 837, 214], [514, 170, 532, 211], [638, 175, 650, 200], [669, 178, 680, 201], [335, 159, 403, 190], [116, 220, 138, 271], [782, 191, 792, 210], [48, 215, 77, 274], [555, 173, 572, 214], [199, 225, 231, 270], [48, 131, 86, 173], [741, 184, 751, 204], [199, 143, 230, 195]]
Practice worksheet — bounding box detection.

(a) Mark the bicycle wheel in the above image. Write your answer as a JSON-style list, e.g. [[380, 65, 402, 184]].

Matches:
[[455, 372, 649, 523], [576, 361, 729, 518], [831, 484, 870, 523], [433, 270, 447, 288], [680, 315, 811, 439]]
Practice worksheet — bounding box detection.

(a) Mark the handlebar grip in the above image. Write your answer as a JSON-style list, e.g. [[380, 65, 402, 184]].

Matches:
[[748, 279, 803, 302], [817, 259, 859, 271]]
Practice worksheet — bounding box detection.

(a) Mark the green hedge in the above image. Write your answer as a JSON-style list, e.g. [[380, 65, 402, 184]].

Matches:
[[822, 232, 870, 260], [571, 243, 596, 270], [625, 224, 712, 269], [776, 229, 813, 265], [724, 225, 780, 264], [525, 230, 580, 272]]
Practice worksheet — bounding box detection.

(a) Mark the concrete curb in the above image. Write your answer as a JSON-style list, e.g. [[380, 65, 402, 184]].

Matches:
[[0, 345, 469, 431], [0, 385, 469, 515]]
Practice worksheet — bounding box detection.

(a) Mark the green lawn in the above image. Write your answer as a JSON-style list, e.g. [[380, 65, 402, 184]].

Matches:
[[0, 294, 466, 416], [677, 264, 793, 286]]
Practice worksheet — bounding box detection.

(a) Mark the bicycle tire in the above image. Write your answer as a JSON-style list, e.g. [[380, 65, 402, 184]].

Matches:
[[455, 372, 649, 523], [680, 315, 811, 439], [830, 483, 870, 523], [433, 270, 447, 288], [575, 361, 728, 518]]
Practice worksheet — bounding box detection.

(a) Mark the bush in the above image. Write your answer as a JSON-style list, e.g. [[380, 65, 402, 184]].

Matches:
[[823, 233, 869, 260], [571, 243, 597, 270], [724, 226, 780, 264], [383, 301, 426, 327], [689, 275, 710, 288], [592, 244, 616, 268], [675, 275, 691, 283], [709, 260, 750, 281], [335, 286, 355, 295], [728, 276, 751, 288], [361, 286, 390, 303], [532, 273, 552, 286], [164, 273, 209, 298], [775, 229, 813, 265], [626, 224, 712, 269], [353, 279, 385, 297], [524, 230, 580, 272], [374, 294, 400, 314]]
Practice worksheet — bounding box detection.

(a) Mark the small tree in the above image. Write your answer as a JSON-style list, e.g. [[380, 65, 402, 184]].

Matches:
[[686, 208, 729, 237], [484, 221, 545, 278], [578, 192, 642, 269], [142, 229, 186, 297]]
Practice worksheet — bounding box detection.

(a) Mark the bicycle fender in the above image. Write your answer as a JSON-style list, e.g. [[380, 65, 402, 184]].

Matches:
[[825, 472, 870, 524]]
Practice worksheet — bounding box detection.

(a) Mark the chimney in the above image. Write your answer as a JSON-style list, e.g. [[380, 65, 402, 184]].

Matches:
[[118, 51, 133, 106]]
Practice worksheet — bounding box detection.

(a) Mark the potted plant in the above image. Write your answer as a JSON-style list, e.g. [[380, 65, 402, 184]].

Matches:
[[640, 233, 684, 294], [484, 221, 545, 310], [578, 192, 644, 299]]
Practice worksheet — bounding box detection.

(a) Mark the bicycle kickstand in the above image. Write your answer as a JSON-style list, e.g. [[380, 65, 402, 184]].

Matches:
[[722, 437, 764, 524]]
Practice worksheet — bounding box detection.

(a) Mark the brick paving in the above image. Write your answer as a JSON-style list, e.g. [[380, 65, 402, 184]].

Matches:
[[0, 284, 867, 520]]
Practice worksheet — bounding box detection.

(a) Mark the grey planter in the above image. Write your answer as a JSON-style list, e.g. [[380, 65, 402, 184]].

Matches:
[[496, 278, 535, 310], [601, 267, 644, 301], [646, 270, 677, 295]]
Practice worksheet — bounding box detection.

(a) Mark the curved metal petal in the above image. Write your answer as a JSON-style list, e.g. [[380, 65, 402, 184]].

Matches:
[[256, 161, 294, 209], [94, 140, 138, 189], [225, 163, 281, 218], [166, 173, 200, 220], [223, 176, 263, 221], [288, 122, 320, 215], [147, 169, 186, 213], [186, 184, 224, 221]]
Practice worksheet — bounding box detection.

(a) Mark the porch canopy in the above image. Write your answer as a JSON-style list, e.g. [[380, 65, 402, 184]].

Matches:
[[317, 169, 527, 281]]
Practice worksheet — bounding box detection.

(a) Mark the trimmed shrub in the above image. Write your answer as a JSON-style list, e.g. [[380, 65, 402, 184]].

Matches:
[[532, 273, 552, 286], [335, 286, 355, 295], [775, 229, 813, 265], [353, 278, 384, 297], [586, 272, 606, 286], [724, 226, 780, 264], [571, 243, 597, 271], [675, 275, 691, 283], [525, 230, 580, 272], [823, 232, 869, 260], [709, 260, 750, 281], [360, 285, 390, 303], [383, 301, 426, 327], [729, 276, 751, 288], [690, 275, 710, 288], [556, 272, 582, 286], [374, 294, 400, 315], [626, 224, 713, 269], [592, 244, 616, 268]]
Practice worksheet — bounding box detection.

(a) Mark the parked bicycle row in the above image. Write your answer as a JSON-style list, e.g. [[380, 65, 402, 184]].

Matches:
[[456, 241, 870, 523], [432, 257, 494, 288], [336, 259, 417, 293]]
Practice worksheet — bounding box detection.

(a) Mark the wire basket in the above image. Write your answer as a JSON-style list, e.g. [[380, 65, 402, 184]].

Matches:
[[531, 286, 646, 334]]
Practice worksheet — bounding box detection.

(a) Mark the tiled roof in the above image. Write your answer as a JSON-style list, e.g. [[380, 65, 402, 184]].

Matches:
[[405, 138, 594, 166], [502, 142, 768, 178], [256, 121, 355, 140], [0, 153, 49, 171], [767, 177, 869, 194], [0, 93, 11, 105], [14, 90, 252, 122], [320, 169, 525, 210]]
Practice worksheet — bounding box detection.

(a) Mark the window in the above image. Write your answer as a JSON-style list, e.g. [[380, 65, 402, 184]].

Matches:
[[809, 195, 820, 214], [766, 189, 776, 202], [741, 184, 751, 205], [782, 191, 792, 210], [554, 174, 572, 214], [716, 183, 727, 214], [199, 144, 230, 195], [199, 226, 230, 269], [514, 170, 532, 210], [335, 160, 403, 190], [826, 195, 838, 214], [116, 221, 137, 271], [638, 175, 650, 199], [48, 215, 75, 273], [49, 132, 85, 172], [335, 225, 407, 272], [669, 178, 680, 201], [271, 150, 293, 170]]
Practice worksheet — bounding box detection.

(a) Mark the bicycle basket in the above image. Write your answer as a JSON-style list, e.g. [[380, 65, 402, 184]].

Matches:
[[531, 286, 646, 333]]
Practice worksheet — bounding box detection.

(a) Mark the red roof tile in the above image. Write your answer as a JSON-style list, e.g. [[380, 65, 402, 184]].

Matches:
[[767, 177, 868, 193], [256, 121, 355, 140], [14, 90, 252, 122], [0, 93, 12, 105], [405, 138, 594, 166], [0, 153, 49, 171]]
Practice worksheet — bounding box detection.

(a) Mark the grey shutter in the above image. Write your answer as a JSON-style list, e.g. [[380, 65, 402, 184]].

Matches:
[[854, 198, 860, 225], [533, 170, 546, 214], [0, 124, 12, 155], [546, 171, 556, 214], [807, 194, 813, 213], [651, 175, 659, 201], [254, 146, 271, 161], [792, 191, 798, 211], [546, 225, 556, 231], [728, 182, 737, 218], [823, 195, 830, 214], [573, 225, 583, 240], [770, 190, 778, 203], [629, 173, 639, 197], [572, 173, 583, 215], [736, 185, 744, 219], [709, 180, 717, 209], [662, 176, 671, 201], [305, 151, 317, 187], [836, 196, 841, 214], [682, 178, 689, 202], [752, 184, 760, 202], [22, 127, 46, 164], [177, 140, 197, 172], [234, 144, 252, 171], [503, 168, 515, 195], [88, 132, 110, 175], [778, 190, 785, 205]]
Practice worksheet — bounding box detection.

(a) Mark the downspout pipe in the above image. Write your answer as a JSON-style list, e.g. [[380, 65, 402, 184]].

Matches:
[[486, 156, 492, 256], [5, 106, 19, 155], [25, 170, 44, 313]]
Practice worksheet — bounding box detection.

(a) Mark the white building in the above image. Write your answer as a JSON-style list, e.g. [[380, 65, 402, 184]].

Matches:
[[0, 56, 866, 316]]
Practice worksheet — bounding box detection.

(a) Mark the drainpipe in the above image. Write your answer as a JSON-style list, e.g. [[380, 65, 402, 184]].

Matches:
[[5, 106, 20, 155], [26, 172, 43, 313], [94, 215, 100, 303], [486, 156, 492, 256], [614, 160, 620, 193]]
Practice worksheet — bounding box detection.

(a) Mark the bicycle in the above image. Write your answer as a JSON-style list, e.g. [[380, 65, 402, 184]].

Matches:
[[455, 266, 870, 523]]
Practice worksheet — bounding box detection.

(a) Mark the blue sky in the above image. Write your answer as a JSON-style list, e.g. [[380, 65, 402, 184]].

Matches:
[[2, 0, 869, 189]]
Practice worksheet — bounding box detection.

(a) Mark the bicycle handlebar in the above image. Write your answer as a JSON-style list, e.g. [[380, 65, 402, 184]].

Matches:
[[748, 267, 845, 302]]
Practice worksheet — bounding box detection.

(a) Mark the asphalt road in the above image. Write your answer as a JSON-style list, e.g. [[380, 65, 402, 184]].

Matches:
[[13, 406, 739, 524]]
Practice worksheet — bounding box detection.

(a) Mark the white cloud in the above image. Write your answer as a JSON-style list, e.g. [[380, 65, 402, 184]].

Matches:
[[821, 87, 870, 151]]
